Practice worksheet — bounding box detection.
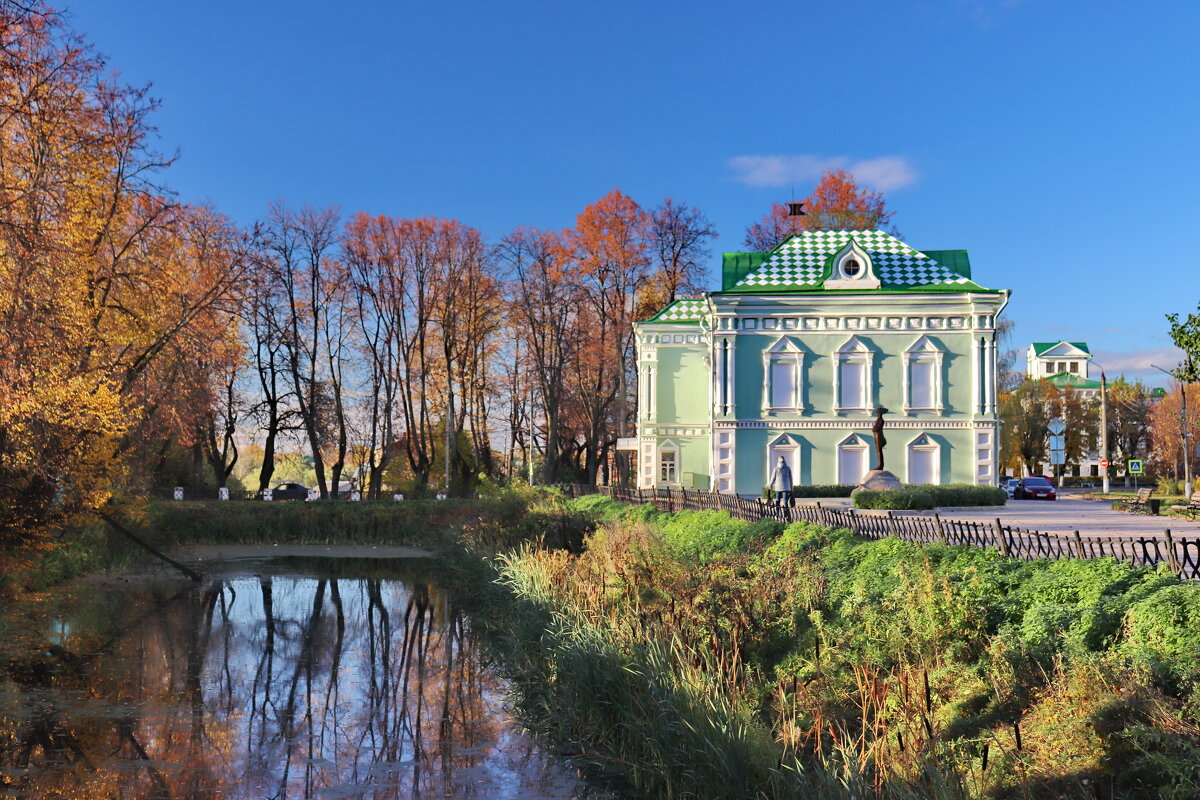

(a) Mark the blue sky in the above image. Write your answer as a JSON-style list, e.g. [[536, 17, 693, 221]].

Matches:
[[65, 0, 1198, 381]]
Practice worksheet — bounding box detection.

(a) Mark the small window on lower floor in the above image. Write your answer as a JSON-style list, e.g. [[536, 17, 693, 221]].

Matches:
[[659, 450, 677, 483]]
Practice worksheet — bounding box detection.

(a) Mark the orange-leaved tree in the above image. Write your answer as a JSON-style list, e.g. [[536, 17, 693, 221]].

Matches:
[[569, 189, 651, 482], [743, 169, 896, 251]]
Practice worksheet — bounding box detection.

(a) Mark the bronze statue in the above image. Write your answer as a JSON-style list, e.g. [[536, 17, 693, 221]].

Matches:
[[872, 406, 889, 471]]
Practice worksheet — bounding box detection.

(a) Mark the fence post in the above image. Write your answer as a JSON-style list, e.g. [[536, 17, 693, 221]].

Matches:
[[1165, 529, 1182, 575], [994, 517, 1011, 557], [1073, 530, 1085, 559], [887, 510, 900, 538], [933, 512, 947, 544], [815, 501, 826, 527]]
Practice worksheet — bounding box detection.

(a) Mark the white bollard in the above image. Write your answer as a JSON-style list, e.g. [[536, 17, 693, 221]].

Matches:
[[173, 486, 184, 501], [262, 488, 273, 502], [307, 488, 319, 502], [392, 493, 405, 502], [218, 487, 229, 501]]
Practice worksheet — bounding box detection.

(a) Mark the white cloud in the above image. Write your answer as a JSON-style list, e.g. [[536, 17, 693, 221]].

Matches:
[[727, 154, 918, 192], [848, 157, 919, 192], [1092, 346, 1187, 380]]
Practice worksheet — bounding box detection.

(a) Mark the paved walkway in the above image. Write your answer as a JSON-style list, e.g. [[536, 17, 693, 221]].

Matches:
[[798, 495, 1195, 538], [920, 496, 1195, 538]]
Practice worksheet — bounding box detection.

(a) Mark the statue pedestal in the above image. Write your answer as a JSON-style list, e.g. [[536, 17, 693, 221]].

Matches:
[[852, 470, 904, 495]]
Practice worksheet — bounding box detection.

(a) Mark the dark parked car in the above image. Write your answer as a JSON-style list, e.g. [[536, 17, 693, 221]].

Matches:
[[1014, 477, 1056, 500], [272, 482, 310, 501]]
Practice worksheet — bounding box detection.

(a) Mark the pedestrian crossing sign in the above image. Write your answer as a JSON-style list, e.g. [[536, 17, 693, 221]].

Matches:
[[1129, 459, 1144, 474]]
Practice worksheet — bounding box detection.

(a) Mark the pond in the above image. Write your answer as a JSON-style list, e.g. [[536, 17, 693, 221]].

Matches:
[[0, 556, 585, 799]]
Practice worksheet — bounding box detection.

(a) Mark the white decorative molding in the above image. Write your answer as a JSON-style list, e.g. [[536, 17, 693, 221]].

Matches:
[[761, 336, 808, 414], [833, 335, 875, 413], [725, 419, 978, 430], [824, 238, 881, 290], [657, 438, 679, 486], [906, 433, 942, 485], [837, 433, 871, 484], [714, 429, 735, 493], [766, 433, 803, 488], [903, 335, 946, 414], [974, 427, 995, 486]]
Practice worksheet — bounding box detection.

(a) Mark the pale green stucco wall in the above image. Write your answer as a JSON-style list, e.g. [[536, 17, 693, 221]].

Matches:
[[635, 291, 1007, 495], [655, 347, 708, 425]]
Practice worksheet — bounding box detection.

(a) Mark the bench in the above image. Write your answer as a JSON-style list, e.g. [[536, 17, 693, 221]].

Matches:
[[1123, 488, 1155, 514], [1181, 497, 1200, 520]]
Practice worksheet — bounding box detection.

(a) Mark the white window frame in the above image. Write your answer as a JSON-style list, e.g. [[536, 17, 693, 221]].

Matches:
[[766, 433, 802, 488], [837, 433, 871, 485], [903, 335, 945, 414], [762, 336, 806, 413], [658, 439, 679, 485], [833, 336, 875, 413], [906, 433, 942, 485]]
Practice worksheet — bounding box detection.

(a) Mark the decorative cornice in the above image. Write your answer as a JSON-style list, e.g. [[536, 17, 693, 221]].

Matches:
[[714, 419, 993, 430]]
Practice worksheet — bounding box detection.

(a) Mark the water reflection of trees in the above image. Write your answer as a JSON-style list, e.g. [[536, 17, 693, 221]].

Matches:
[[0, 564, 573, 799]]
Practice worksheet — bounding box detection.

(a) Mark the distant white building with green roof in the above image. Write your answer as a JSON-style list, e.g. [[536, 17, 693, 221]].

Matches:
[[634, 229, 1010, 494], [1026, 341, 1101, 396]]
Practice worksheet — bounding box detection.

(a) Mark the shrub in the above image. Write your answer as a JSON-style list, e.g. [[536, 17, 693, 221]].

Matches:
[[1159, 476, 1183, 495], [921, 483, 1007, 507], [853, 487, 936, 510], [656, 510, 754, 564], [1120, 583, 1200, 689], [792, 484, 856, 498]]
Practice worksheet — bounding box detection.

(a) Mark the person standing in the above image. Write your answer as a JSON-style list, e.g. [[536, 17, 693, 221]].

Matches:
[[769, 455, 793, 507]]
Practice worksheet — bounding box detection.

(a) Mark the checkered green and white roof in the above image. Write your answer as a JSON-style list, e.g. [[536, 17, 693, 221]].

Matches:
[[645, 298, 707, 324], [724, 230, 986, 293]]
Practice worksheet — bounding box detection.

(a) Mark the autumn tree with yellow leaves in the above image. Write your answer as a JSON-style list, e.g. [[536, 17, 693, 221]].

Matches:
[[0, 4, 247, 549]]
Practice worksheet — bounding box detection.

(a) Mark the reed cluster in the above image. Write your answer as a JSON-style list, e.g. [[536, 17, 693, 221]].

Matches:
[[485, 495, 1200, 798]]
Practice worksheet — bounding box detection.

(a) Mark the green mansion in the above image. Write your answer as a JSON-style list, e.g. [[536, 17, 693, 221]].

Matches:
[[634, 229, 1010, 494]]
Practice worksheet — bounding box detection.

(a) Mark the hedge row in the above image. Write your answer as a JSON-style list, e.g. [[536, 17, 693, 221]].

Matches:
[[853, 483, 1007, 510]]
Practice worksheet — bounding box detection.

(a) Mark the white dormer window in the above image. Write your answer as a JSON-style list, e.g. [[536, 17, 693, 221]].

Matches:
[[904, 336, 945, 413], [762, 336, 807, 413], [824, 238, 881, 290], [833, 336, 875, 413]]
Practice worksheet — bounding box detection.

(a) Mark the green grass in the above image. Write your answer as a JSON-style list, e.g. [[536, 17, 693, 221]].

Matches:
[[483, 494, 1200, 798]]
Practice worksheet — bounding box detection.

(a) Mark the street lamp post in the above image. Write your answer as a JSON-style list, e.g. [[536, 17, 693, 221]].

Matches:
[[1099, 368, 1110, 494], [1152, 363, 1192, 501]]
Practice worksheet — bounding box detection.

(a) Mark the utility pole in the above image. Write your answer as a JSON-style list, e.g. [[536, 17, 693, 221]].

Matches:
[[1099, 369, 1110, 494]]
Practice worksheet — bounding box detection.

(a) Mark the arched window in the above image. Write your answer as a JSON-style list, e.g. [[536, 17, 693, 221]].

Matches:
[[837, 434, 871, 485], [907, 434, 942, 485]]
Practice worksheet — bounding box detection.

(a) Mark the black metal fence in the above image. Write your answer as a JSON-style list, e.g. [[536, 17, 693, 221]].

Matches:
[[557, 484, 1200, 581]]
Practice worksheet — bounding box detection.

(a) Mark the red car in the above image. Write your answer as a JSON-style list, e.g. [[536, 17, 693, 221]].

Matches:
[[1014, 477, 1057, 500]]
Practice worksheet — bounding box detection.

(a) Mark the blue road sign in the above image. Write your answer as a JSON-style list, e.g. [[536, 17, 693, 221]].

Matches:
[[1128, 459, 1144, 474]]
